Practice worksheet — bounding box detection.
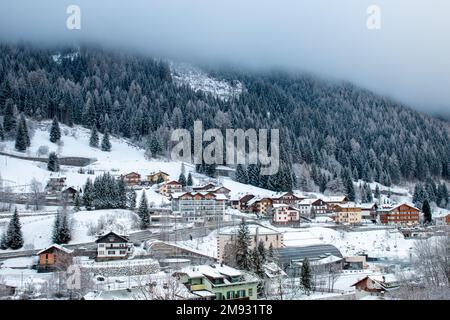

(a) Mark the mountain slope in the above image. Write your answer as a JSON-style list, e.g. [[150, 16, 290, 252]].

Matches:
[[0, 43, 448, 194]]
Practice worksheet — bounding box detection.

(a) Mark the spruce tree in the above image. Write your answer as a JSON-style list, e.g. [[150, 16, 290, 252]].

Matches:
[[186, 173, 193, 186], [89, 125, 99, 148], [73, 193, 81, 211], [82, 178, 94, 210], [257, 240, 266, 262], [47, 152, 60, 172], [52, 211, 61, 243], [50, 116, 61, 143], [374, 184, 381, 200], [0, 122, 4, 141], [268, 243, 274, 261], [149, 136, 161, 156], [0, 81, 12, 110], [101, 130, 112, 151], [235, 218, 252, 271], [119, 178, 128, 209], [20, 114, 31, 147], [128, 190, 137, 210], [138, 191, 150, 229], [52, 210, 71, 244], [14, 115, 29, 152], [5, 208, 24, 250], [300, 257, 312, 294], [422, 200, 432, 224], [342, 168, 355, 201], [178, 173, 186, 187], [236, 164, 248, 184], [58, 212, 72, 244], [3, 99, 17, 134], [0, 232, 8, 250]]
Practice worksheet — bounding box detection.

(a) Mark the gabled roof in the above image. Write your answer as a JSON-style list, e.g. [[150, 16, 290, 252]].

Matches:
[[271, 191, 302, 200], [148, 171, 169, 177], [378, 203, 420, 213], [298, 198, 324, 206], [273, 203, 300, 211], [37, 244, 74, 255], [171, 191, 227, 200], [165, 180, 182, 185], [62, 186, 78, 193], [95, 231, 130, 243], [322, 196, 348, 203], [124, 171, 141, 177], [351, 275, 399, 290]]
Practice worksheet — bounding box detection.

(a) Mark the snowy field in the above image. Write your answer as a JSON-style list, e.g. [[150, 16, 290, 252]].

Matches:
[[0, 120, 195, 193], [0, 209, 139, 251]]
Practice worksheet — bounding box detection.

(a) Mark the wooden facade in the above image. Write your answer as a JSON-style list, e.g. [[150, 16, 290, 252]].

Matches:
[[123, 172, 141, 186], [37, 244, 74, 272], [379, 203, 420, 226], [147, 171, 170, 184]]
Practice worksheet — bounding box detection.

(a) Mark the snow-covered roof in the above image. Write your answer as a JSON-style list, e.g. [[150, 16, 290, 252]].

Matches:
[[357, 203, 377, 209], [171, 191, 227, 200], [378, 202, 419, 212], [37, 244, 74, 255], [322, 196, 348, 203], [335, 202, 360, 209], [179, 264, 241, 279], [297, 198, 321, 206], [193, 290, 216, 298]]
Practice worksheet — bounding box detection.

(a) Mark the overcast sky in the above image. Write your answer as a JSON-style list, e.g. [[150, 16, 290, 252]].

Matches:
[[1, 0, 449, 117]]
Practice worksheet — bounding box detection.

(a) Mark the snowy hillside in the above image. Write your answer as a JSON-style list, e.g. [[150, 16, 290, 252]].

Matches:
[[0, 120, 191, 193], [0, 209, 139, 251], [170, 62, 243, 101]]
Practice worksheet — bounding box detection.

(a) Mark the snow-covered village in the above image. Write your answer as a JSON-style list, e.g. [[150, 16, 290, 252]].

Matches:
[[0, 1, 449, 306], [0, 117, 448, 301]]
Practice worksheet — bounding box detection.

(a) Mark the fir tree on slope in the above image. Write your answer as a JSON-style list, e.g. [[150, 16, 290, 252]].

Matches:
[[300, 257, 312, 295], [374, 184, 381, 201], [235, 218, 252, 271], [186, 173, 193, 187], [257, 240, 266, 262], [128, 189, 137, 210], [73, 193, 81, 211], [50, 116, 61, 143], [267, 243, 274, 262], [0, 122, 4, 141], [82, 178, 94, 210], [52, 210, 72, 244], [236, 164, 248, 184], [413, 183, 428, 208], [47, 152, 60, 172], [3, 99, 17, 135], [138, 191, 151, 229], [14, 114, 29, 152], [2, 208, 24, 250], [251, 247, 265, 296], [178, 172, 187, 187], [422, 200, 432, 225], [89, 125, 99, 148], [341, 168, 356, 201], [101, 130, 112, 152]]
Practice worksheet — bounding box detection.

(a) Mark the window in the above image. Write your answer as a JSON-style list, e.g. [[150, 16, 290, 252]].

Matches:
[[108, 250, 115, 255], [248, 288, 253, 296]]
